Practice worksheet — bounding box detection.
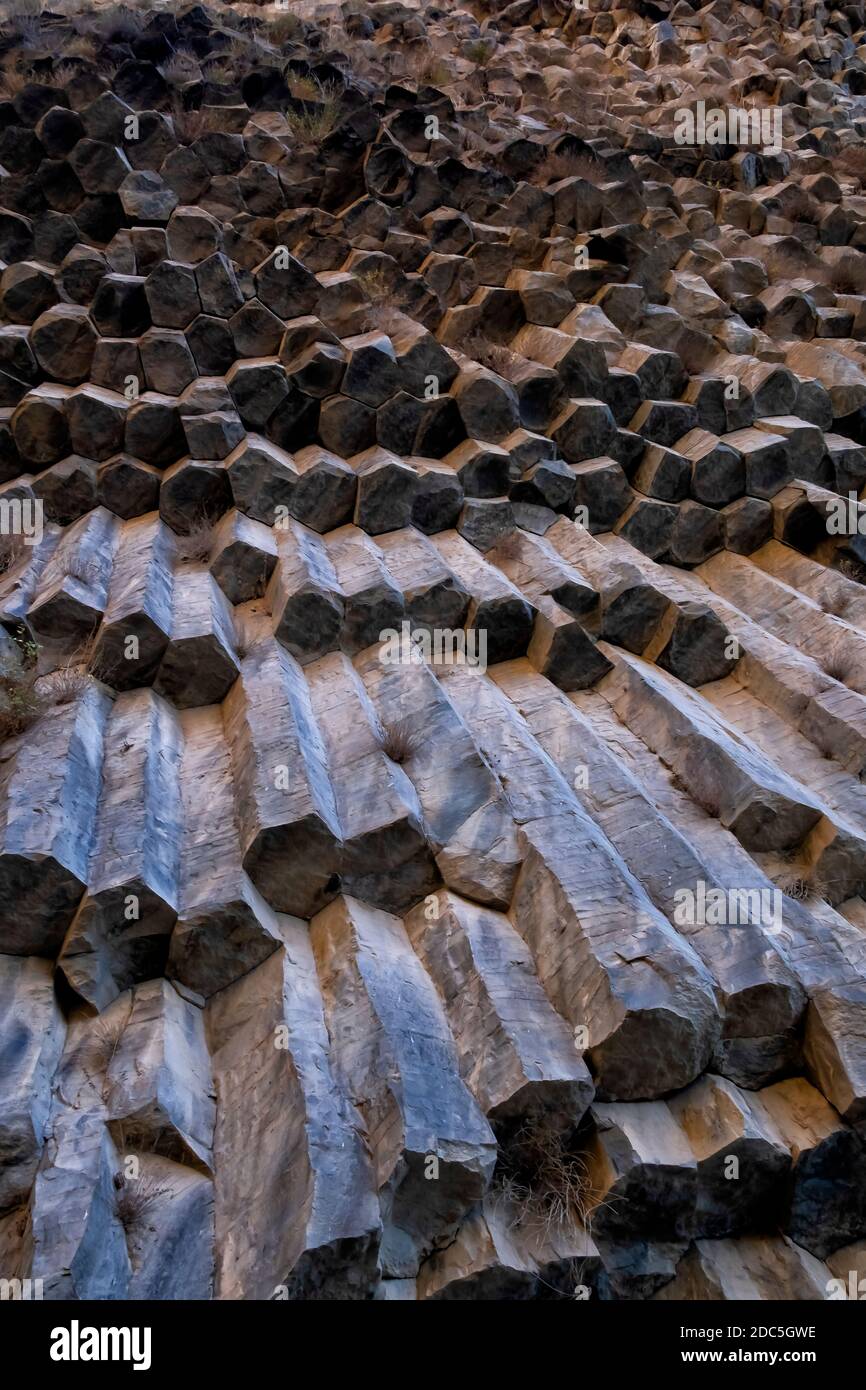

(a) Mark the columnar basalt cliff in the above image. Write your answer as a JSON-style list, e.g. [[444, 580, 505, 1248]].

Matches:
[[2, 0, 866, 1302]]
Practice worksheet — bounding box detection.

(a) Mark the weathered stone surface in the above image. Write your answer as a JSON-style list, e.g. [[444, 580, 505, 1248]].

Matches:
[[4, 0, 866, 1306], [0, 955, 66, 1209]]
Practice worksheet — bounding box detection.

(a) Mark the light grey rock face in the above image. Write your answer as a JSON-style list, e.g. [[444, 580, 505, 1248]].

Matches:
[[0, 956, 66, 1210], [103, 979, 215, 1172], [311, 896, 496, 1264], [405, 892, 594, 1127], [6, 0, 866, 1305], [207, 931, 380, 1301]]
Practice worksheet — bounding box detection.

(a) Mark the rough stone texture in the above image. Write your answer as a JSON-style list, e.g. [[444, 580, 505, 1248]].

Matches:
[[2, 0, 866, 1306]]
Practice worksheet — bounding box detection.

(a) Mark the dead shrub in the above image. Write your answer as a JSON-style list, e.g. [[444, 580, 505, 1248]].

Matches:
[[268, 12, 305, 47], [356, 266, 393, 306]]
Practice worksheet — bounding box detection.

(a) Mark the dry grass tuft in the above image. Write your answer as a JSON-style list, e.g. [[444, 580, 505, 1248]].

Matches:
[[0, 532, 27, 576], [463, 333, 522, 381], [64, 35, 100, 61], [173, 516, 215, 565], [0, 67, 30, 97], [776, 873, 812, 901], [379, 717, 421, 764], [37, 63, 77, 90], [0, 667, 44, 741], [268, 12, 305, 47], [288, 73, 320, 101], [837, 556, 866, 585], [113, 1174, 168, 1235], [41, 639, 101, 706], [160, 53, 201, 85], [409, 50, 452, 88], [492, 1120, 594, 1239], [284, 78, 341, 142], [170, 103, 213, 145]]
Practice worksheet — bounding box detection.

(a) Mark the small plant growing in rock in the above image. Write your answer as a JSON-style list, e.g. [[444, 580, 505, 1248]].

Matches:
[[41, 638, 101, 706], [160, 52, 201, 85], [410, 50, 452, 88], [170, 102, 214, 146], [113, 1174, 167, 1236], [268, 11, 305, 47], [284, 79, 342, 142], [466, 40, 494, 65], [173, 516, 216, 565], [492, 1119, 594, 1239], [379, 718, 421, 764], [356, 266, 393, 306], [0, 667, 44, 741], [0, 65, 30, 98], [837, 556, 866, 585], [464, 334, 522, 381], [0, 532, 26, 576]]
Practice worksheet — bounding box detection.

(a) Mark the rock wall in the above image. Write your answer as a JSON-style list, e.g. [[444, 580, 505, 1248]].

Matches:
[[1, 0, 866, 1300]]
